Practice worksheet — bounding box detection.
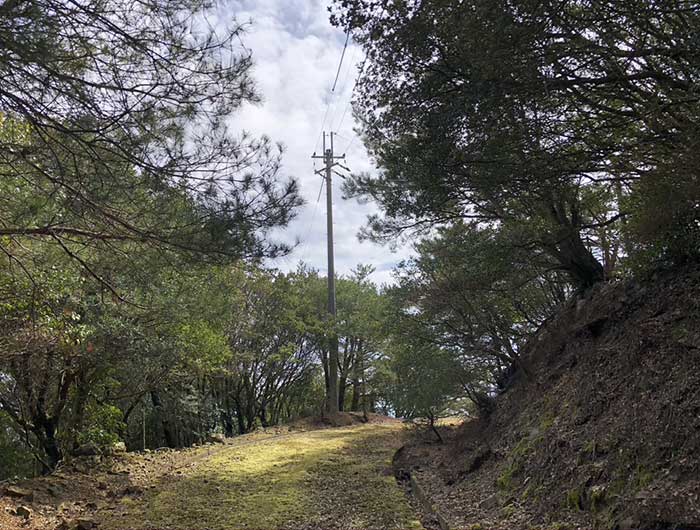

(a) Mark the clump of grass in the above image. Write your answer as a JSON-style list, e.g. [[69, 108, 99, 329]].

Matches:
[[496, 464, 517, 491], [565, 487, 583, 511], [634, 464, 654, 490]]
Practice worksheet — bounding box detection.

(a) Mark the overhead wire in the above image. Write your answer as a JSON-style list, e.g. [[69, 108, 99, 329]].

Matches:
[[331, 31, 351, 92], [313, 29, 352, 154], [337, 6, 388, 155], [330, 42, 358, 134], [302, 21, 379, 266], [339, 53, 371, 155], [298, 7, 391, 278], [334, 49, 366, 139], [300, 26, 350, 261], [303, 27, 355, 264]]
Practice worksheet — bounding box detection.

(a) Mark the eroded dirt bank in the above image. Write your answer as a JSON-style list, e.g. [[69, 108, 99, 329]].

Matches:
[[395, 265, 700, 530]]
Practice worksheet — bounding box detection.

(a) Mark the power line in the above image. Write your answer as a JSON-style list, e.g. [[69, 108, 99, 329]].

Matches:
[[336, 6, 388, 154], [313, 30, 352, 154], [331, 32, 350, 92], [334, 51, 368, 136], [339, 55, 373, 154], [330, 44, 358, 132], [304, 29, 356, 265]]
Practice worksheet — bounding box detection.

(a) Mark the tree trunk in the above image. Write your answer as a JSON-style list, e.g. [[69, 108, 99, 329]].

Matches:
[[428, 412, 443, 444], [150, 391, 176, 448], [34, 418, 62, 474], [555, 230, 606, 288], [222, 412, 235, 437], [259, 407, 269, 428], [546, 199, 606, 289], [338, 376, 347, 412], [350, 344, 364, 412], [350, 380, 360, 411], [368, 393, 377, 413], [327, 337, 339, 414], [321, 348, 329, 392], [235, 401, 246, 434], [69, 375, 90, 452]]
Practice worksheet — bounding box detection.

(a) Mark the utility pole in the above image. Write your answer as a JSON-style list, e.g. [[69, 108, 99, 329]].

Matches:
[[312, 132, 346, 414]]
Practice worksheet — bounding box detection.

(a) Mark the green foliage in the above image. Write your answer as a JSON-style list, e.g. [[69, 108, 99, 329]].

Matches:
[[634, 465, 654, 490], [0, 411, 36, 480], [333, 0, 700, 284], [625, 175, 700, 268], [496, 466, 516, 492], [76, 403, 125, 447], [0, 232, 395, 469], [7, 0, 698, 482], [565, 487, 584, 511], [496, 439, 530, 491], [496, 416, 555, 493], [589, 485, 607, 512], [213, 266, 326, 433], [0, 0, 302, 261], [385, 337, 461, 420], [381, 222, 567, 414], [0, 0, 302, 470]]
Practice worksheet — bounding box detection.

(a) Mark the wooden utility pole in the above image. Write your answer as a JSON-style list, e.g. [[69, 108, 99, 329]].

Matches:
[[312, 132, 345, 414]]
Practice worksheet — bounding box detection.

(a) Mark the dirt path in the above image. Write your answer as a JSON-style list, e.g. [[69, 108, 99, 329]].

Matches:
[[103, 422, 422, 530], [1, 421, 423, 530]]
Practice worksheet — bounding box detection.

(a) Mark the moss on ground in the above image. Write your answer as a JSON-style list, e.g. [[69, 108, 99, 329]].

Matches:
[[101, 423, 423, 530]]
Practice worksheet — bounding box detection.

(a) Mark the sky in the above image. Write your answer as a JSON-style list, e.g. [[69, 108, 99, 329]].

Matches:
[[218, 0, 413, 286]]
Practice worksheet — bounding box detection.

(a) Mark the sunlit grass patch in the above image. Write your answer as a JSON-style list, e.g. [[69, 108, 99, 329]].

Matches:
[[101, 423, 423, 530]]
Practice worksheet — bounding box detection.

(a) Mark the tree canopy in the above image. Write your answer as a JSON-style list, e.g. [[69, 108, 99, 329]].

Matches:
[[332, 0, 700, 287], [0, 0, 301, 270]]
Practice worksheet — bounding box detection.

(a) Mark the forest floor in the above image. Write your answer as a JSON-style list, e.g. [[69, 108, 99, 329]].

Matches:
[[0, 414, 425, 530]]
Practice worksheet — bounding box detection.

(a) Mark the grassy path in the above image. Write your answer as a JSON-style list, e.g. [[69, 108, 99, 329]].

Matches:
[[101, 422, 423, 530]]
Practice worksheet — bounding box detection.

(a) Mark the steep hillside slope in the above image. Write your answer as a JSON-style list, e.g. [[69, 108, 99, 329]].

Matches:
[[397, 265, 700, 529]]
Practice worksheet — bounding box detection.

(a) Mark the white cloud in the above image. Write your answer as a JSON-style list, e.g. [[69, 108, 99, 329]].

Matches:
[[220, 0, 413, 284]]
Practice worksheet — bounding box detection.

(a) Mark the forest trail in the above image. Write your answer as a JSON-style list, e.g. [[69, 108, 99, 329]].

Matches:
[[96, 420, 423, 530], [1, 419, 424, 530]]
